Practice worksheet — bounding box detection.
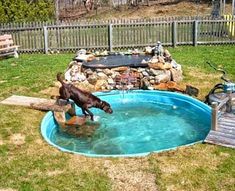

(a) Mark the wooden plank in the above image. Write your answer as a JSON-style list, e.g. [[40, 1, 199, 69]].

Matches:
[[0, 95, 55, 107], [0, 45, 19, 51], [0, 34, 12, 40], [205, 134, 235, 145], [0, 51, 15, 57], [208, 130, 235, 140], [218, 125, 235, 133], [205, 120, 235, 149], [219, 123, 235, 130], [205, 138, 235, 148], [219, 121, 235, 128], [221, 112, 235, 118], [219, 117, 235, 123], [31, 102, 71, 112], [0, 40, 14, 46], [205, 133, 235, 146]]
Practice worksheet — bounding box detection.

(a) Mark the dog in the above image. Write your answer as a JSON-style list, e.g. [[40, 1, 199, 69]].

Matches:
[[56, 72, 113, 121]]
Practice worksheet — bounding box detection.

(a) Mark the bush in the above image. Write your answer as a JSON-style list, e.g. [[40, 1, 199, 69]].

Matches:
[[0, 0, 54, 22]]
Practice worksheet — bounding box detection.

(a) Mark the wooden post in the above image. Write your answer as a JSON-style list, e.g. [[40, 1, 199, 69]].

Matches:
[[220, 0, 223, 15], [43, 26, 48, 54], [226, 90, 233, 112], [55, 0, 59, 24], [172, 21, 177, 48], [108, 24, 113, 52], [147, 0, 150, 6], [232, 0, 235, 16], [193, 20, 198, 46], [223, 0, 226, 15], [211, 102, 218, 131]]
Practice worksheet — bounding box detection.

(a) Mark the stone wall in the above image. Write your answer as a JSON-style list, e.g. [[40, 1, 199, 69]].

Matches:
[[64, 49, 183, 92]]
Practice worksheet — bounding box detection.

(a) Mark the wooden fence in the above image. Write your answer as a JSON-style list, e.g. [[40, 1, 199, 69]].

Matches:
[[0, 17, 234, 53]]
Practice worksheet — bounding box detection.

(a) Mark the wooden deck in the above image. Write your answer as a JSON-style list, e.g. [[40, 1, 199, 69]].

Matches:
[[205, 112, 235, 148]]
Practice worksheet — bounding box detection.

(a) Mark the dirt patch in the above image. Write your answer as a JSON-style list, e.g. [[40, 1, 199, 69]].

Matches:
[[0, 138, 4, 145], [9, 133, 25, 146], [40, 86, 59, 97], [46, 170, 64, 177], [103, 158, 157, 191], [69, 155, 158, 191]]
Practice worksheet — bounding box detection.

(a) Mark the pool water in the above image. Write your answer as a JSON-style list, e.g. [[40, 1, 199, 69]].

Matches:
[[41, 90, 211, 157]]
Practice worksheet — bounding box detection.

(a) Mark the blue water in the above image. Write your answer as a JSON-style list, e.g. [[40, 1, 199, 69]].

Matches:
[[42, 91, 211, 157]]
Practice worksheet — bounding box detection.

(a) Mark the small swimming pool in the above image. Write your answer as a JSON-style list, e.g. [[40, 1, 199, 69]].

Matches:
[[41, 90, 211, 157]]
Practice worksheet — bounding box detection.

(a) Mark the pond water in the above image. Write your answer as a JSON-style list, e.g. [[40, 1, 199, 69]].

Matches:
[[81, 54, 152, 69]]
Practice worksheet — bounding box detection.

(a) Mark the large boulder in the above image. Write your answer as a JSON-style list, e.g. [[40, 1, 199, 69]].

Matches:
[[155, 70, 171, 83], [87, 74, 98, 85], [148, 62, 172, 70], [170, 68, 183, 82], [95, 79, 109, 91], [65, 61, 85, 82], [74, 80, 95, 92]]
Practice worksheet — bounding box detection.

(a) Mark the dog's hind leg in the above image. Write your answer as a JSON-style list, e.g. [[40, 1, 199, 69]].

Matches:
[[82, 108, 90, 117], [83, 107, 94, 121]]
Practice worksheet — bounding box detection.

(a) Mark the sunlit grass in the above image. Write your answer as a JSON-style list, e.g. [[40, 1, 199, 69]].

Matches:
[[0, 45, 234, 191]]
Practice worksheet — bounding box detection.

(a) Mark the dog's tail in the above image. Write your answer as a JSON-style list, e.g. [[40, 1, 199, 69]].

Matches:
[[57, 72, 65, 85]]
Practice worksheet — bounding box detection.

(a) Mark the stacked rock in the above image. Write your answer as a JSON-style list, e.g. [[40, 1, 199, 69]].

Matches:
[[63, 46, 183, 92]]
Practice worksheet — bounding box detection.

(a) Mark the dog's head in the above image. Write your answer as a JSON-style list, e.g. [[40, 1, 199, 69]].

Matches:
[[100, 101, 113, 114]]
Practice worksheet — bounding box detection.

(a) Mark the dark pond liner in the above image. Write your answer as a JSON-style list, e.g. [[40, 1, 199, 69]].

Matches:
[[74, 54, 152, 69]]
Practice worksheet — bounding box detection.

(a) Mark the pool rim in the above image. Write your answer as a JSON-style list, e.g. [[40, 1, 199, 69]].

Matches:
[[40, 90, 211, 158]]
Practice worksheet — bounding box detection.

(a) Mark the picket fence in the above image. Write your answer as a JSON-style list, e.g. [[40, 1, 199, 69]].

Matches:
[[0, 17, 234, 53]]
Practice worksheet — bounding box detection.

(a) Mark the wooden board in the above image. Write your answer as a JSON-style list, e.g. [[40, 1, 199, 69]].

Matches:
[[205, 112, 235, 149], [0, 95, 55, 107], [0, 95, 76, 113], [31, 102, 71, 112]]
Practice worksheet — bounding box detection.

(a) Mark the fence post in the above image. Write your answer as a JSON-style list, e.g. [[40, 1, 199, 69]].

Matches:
[[193, 20, 198, 46], [43, 26, 48, 54], [172, 21, 177, 47], [211, 102, 218, 131], [147, 0, 150, 6], [108, 24, 113, 52]]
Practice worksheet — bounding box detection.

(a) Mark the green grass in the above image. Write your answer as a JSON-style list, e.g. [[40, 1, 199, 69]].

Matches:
[[0, 45, 235, 191], [0, 54, 72, 99]]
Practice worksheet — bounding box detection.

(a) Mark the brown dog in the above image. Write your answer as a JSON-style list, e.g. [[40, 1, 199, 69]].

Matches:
[[57, 72, 113, 121]]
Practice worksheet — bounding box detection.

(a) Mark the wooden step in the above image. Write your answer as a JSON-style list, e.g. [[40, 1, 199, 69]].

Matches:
[[219, 117, 235, 124], [207, 130, 235, 140], [205, 130, 235, 148], [218, 125, 235, 134]]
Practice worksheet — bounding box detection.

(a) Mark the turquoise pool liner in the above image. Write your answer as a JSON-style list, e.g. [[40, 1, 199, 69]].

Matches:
[[41, 90, 211, 157]]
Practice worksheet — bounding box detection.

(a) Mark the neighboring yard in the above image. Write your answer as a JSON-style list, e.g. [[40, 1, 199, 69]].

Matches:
[[0, 45, 235, 191]]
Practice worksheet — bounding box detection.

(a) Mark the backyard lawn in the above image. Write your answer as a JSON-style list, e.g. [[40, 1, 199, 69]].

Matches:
[[0, 45, 234, 191]]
